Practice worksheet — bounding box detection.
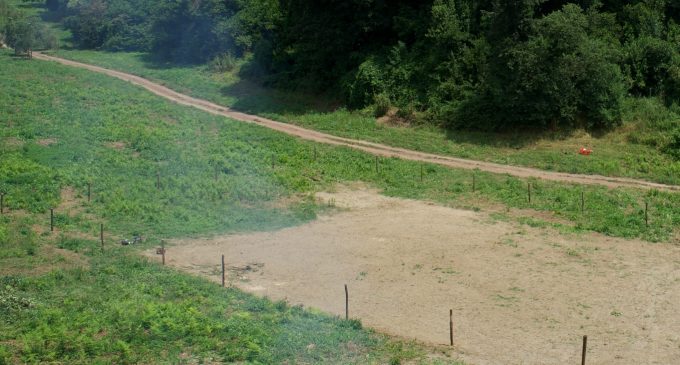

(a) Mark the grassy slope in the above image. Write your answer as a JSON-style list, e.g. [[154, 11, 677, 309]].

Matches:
[[0, 44, 679, 364], [49, 49, 680, 186], [0, 51, 456, 364], [1, 50, 677, 240]]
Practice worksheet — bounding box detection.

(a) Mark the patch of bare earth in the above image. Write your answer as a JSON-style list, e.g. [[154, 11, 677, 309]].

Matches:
[[36, 138, 58, 146], [377, 108, 412, 128], [58, 187, 82, 214], [2, 137, 24, 149], [160, 187, 680, 365], [105, 141, 126, 150]]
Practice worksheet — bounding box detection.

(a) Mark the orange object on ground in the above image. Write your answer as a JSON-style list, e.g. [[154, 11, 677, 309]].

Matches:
[[579, 147, 592, 156]]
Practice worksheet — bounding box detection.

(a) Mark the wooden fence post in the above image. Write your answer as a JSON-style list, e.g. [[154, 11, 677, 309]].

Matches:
[[645, 201, 649, 227], [581, 335, 588, 365], [345, 284, 349, 320], [50, 208, 54, 232], [221, 254, 226, 288]]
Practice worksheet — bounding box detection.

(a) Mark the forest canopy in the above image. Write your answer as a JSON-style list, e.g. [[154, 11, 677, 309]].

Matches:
[[30, 0, 680, 131]]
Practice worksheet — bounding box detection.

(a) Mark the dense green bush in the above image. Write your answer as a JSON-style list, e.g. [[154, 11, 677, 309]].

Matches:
[[1, 1, 57, 54], [36, 0, 680, 134]]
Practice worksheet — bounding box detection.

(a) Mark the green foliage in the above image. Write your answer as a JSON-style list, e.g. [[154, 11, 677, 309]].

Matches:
[[0, 154, 60, 212], [1, 1, 57, 54], [35, 0, 680, 132], [208, 52, 237, 73], [373, 93, 391, 118], [462, 4, 626, 130], [0, 285, 36, 316], [347, 57, 386, 109], [624, 97, 680, 161]]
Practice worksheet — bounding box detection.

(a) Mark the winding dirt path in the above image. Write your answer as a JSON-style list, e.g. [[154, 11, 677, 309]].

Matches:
[[34, 52, 679, 192]]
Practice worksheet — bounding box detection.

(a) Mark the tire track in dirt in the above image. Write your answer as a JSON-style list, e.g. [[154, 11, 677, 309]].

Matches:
[[34, 52, 680, 192]]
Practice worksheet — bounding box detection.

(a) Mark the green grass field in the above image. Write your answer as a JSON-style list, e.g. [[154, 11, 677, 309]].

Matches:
[[1, 49, 678, 241], [1, 44, 679, 363], [47, 49, 680, 186], [0, 51, 462, 364]]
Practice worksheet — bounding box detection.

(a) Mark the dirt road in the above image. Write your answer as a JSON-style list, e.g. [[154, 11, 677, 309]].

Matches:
[[33, 52, 680, 192]]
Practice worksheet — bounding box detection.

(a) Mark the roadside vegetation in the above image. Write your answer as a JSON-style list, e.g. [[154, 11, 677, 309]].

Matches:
[[48, 48, 680, 186]]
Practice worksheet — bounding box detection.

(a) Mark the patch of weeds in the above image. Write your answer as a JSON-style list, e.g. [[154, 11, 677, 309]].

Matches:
[[489, 212, 510, 223], [497, 238, 518, 248], [565, 248, 581, 257]]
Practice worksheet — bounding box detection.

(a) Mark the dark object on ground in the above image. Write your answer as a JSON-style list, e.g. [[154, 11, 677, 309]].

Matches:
[[121, 235, 143, 246]]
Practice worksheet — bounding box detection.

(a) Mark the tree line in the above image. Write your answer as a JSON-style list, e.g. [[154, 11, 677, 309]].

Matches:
[[16, 1, 680, 132]]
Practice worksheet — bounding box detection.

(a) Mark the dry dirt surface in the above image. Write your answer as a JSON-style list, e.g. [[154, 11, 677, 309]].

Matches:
[[157, 187, 680, 365], [33, 52, 680, 192]]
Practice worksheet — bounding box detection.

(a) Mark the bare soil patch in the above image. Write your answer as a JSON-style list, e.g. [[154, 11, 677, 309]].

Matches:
[[2, 137, 24, 149], [36, 138, 58, 146], [160, 187, 680, 365], [105, 141, 126, 150], [377, 108, 412, 127]]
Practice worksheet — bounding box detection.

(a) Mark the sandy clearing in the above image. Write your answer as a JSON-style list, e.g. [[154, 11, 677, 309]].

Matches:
[[32, 52, 680, 192], [157, 188, 680, 365]]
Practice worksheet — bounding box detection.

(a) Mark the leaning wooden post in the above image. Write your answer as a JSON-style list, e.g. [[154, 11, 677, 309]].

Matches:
[[528, 182, 532, 204], [50, 208, 54, 232], [221, 254, 226, 288], [344, 284, 349, 320], [581, 335, 588, 365], [87, 182, 91, 202], [581, 191, 585, 214], [161, 240, 166, 266]]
